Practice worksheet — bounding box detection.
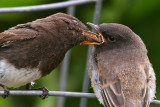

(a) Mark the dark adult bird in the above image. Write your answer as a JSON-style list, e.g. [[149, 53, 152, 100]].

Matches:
[[82, 23, 156, 107], [0, 13, 101, 98]]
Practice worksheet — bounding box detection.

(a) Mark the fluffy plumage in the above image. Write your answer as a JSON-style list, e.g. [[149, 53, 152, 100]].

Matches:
[[88, 23, 156, 107]]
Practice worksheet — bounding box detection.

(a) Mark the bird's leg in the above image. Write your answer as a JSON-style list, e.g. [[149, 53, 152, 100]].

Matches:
[[0, 84, 9, 98], [26, 83, 49, 99], [26, 83, 32, 90]]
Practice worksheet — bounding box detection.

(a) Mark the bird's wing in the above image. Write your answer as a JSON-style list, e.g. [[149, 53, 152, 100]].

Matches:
[[141, 64, 152, 107], [142, 67, 150, 107], [99, 76, 125, 107], [0, 24, 38, 47], [142, 85, 149, 107]]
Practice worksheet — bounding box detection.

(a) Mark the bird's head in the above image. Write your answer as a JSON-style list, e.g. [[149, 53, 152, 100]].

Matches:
[[53, 13, 103, 47], [81, 22, 147, 53]]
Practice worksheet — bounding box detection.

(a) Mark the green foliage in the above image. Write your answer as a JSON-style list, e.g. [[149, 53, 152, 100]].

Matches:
[[0, 0, 160, 107]]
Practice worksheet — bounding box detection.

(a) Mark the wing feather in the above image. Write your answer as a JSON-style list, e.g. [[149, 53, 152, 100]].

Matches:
[[0, 24, 39, 47], [100, 76, 125, 107], [142, 83, 150, 107]]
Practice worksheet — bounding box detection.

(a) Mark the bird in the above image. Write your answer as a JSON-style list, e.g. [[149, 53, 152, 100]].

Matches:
[[0, 13, 101, 98], [82, 22, 156, 107]]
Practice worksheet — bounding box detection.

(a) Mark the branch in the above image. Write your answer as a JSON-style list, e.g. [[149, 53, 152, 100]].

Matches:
[[0, 0, 96, 13], [0, 90, 159, 105]]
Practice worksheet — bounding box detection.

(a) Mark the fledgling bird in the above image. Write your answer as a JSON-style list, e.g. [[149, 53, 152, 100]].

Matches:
[[82, 23, 156, 107], [0, 13, 100, 98]]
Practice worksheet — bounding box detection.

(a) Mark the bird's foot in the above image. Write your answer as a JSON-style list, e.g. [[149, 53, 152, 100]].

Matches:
[[0, 84, 9, 98], [26, 83, 49, 99], [39, 87, 49, 99]]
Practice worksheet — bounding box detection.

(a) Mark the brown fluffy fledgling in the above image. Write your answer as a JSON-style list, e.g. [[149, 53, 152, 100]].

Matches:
[[84, 23, 156, 107]]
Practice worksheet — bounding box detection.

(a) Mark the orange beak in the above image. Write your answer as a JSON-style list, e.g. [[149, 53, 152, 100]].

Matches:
[[80, 22, 106, 45]]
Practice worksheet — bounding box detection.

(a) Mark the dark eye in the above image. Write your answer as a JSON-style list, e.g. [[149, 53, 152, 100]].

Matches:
[[108, 36, 116, 42]]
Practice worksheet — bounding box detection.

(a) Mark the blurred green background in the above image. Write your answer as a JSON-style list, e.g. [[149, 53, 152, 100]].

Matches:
[[0, 0, 160, 107]]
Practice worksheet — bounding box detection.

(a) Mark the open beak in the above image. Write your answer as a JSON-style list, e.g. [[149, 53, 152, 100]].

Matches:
[[80, 22, 106, 45]]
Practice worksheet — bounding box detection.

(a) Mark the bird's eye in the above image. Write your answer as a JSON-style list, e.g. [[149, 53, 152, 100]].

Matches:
[[73, 20, 78, 25], [108, 36, 115, 42]]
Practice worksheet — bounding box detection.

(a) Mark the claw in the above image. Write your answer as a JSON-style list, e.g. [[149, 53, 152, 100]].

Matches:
[[26, 83, 48, 99], [40, 87, 49, 99], [0, 84, 9, 98]]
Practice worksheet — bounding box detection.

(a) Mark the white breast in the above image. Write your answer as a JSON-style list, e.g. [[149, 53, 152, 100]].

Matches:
[[88, 47, 104, 105], [149, 65, 156, 101], [0, 59, 41, 89]]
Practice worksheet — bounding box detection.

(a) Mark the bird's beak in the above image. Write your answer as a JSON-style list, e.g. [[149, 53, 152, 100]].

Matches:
[[80, 22, 106, 45]]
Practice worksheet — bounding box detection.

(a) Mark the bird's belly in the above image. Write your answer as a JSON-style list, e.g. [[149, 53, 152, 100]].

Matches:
[[0, 59, 41, 89], [88, 55, 104, 104], [89, 69, 104, 104]]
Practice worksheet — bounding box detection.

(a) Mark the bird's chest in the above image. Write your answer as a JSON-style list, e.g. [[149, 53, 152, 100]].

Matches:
[[88, 53, 104, 104], [0, 59, 41, 89]]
